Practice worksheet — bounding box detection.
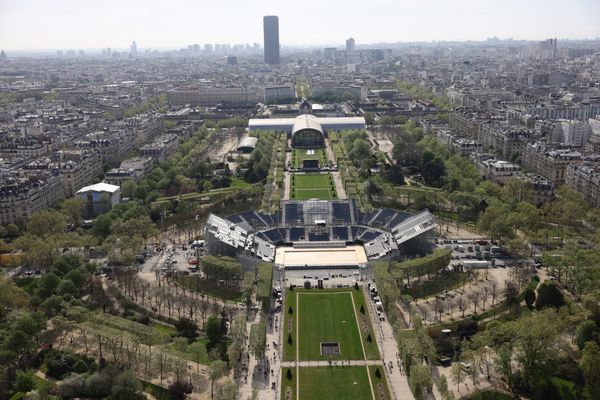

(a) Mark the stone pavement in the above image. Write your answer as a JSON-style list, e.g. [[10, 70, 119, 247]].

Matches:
[[365, 286, 416, 400], [237, 303, 283, 400]]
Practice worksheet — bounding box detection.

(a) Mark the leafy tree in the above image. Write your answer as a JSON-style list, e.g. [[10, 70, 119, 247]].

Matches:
[[12, 369, 35, 393], [249, 321, 267, 361], [580, 341, 600, 398], [408, 364, 432, 400], [121, 181, 137, 199], [214, 379, 236, 400], [206, 316, 226, 347], [6, 223, 19, 237], [35, 272, 60, 299], [0, 275, 28, 317], [524, 288, 536, 307], [420, 150, 446, 187], [473, 308, 565, 391], [207, 360, 227, 400], [109, 371, 145, 400], [175, 317, 199, 340], [61, 197, 85, 226], [575, 320, 598, 350], [385, 164, 405, 185], [27, 210, 67, 237], [450, 363, 465, 392], [57, 279, 78, 296], [535, 282, 565, 309], [190, 341, 208, 375]]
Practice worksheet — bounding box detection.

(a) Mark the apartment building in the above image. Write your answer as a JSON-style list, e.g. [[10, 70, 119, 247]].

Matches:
[[565, 163, 600, 207], [0, 171, 65, 225]]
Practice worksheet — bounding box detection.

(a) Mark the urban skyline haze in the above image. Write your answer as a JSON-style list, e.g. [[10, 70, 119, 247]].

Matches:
[[1, 0, 600, 50]]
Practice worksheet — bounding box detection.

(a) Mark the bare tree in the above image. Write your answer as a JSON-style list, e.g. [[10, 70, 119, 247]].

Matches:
[[457, 296, 467, 318], [481, 284, 490, 310], [468, 290, 481, 314], [489, 279, 499, 307], [447, 298, 456, 319], [154, 352, 170, 385], [199, 296, 209, 324], [433, 299, 445, 322]]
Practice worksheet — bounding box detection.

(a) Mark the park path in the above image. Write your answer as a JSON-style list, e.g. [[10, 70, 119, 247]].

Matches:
[[283, 143, 292, 200], [324, 138, 347, 199], [237, 307, 281, 400], [365, 287, 416, 400]]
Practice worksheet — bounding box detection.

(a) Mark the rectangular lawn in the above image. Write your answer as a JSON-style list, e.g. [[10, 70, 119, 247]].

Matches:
[[297, 291, 364, 360], [299, 366, 373, 400], [292, 148, 327, 169], [290, 173, 336, 200]]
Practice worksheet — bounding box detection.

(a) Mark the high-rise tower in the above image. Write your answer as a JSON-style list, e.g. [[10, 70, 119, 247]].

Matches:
[[263, 15, 280, 65], [346, 37, 355, 52]]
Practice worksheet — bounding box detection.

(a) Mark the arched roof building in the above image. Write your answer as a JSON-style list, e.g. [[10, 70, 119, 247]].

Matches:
[[291, 114, 324, 148], [248, 114, 366, 148]]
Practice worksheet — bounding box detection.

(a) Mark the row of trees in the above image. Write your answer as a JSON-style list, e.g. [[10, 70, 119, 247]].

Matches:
[[389, 247, 453, 287], [113, 270, 230, 326]]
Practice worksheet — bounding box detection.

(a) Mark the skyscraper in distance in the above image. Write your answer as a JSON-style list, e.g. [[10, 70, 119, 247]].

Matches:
[[263, 15, 280, 65], [346, 37, 355, 52]]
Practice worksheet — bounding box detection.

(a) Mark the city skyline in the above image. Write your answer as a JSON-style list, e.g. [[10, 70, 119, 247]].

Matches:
[[1, 0, 600, 50]]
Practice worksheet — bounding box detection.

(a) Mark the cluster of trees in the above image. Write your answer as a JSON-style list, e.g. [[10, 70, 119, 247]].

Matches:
[[242, 131, 277, 183], [92, 202, 158, 265], [390, 247, 453, 287], [27, 255, 94, 315], [12, 209, 87, 270], [462, 308, 582, 397], [0, 309, 46, 377], [59, 315, 197, 395], [123, 94, 167, 118], [131, 127, 216, 202], [57, 368, 147, 400], [401, 313, 436, 400], [201, 256, 242, 287], [342, 130, 379, 175], [397, 80, 453, 110], [329, 131, 372, 210], [8, 199, 159, 271], [260, 132, 287, 212]]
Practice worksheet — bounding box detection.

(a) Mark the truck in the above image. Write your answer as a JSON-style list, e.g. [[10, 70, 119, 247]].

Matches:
[[462, 260, 491, 270]]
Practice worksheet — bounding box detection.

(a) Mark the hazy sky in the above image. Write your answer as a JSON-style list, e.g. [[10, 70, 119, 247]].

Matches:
[[1, 0, 600, 50]]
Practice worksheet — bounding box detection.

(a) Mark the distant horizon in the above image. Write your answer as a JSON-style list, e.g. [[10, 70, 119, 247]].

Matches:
[[1, 0, 599, 50], [3, 37, 600, 53]]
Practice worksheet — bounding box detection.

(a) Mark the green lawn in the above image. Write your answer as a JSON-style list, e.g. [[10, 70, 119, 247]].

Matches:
[[141, 380, 175, 400], [297, 291, 364, 360], [290, 173, 336, 200], [152, 322, 177, 336], [292, 148, 327, 169], [298, 367, 373, 400], [283, 289, 299, 362], [352, 289, 381, 360], [369, 365, 391, 400], [281, 366, 298, 400]]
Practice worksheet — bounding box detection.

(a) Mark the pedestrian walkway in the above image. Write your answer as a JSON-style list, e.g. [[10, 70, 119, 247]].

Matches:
[[237, 306, 282, 400], [365, 287, 415, 400]]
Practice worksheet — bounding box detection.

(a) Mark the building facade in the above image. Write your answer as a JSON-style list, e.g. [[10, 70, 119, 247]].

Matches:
[[263, 16, 280, 65]]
